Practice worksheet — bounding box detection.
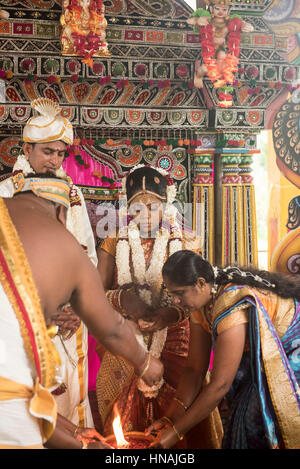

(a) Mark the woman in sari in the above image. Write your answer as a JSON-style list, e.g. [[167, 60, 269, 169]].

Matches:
[[147, 250, 300, 449], [94, 166, 223, 449]]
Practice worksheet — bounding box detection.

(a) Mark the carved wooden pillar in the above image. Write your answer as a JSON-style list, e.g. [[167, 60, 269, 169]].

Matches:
[[239, 151, 259, 267], [217, 149, 258, 267], [192, 148, 215, 263]]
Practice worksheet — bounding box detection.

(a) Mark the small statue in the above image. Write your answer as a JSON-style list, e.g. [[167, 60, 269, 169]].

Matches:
[[187, 0, 254, 94], [61, 0, 110, 65], [0, 8, 10, 20]]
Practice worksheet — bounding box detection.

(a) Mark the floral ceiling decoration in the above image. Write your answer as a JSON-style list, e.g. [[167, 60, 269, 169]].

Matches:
[[61, 0, 110, 66], [187, 0, 255, 108]]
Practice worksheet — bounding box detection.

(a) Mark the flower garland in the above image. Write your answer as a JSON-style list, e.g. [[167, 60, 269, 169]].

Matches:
[[115, 165, 183, 397], [127, 222, 170, 307], [117, 222, 181, 398], [63, 0, 108, 67], [199, 17, 242, 108]]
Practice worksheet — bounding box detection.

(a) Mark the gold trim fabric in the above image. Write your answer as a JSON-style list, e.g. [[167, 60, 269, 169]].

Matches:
[[0, 197, 57, 389], [96, 352, 134, 429], [0, 376, 57, 442], [0, 197, 59, 440]]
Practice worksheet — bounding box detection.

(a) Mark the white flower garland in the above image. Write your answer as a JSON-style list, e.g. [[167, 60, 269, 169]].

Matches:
[[116, 164, 184, 397], [116, 216, 182, 398]]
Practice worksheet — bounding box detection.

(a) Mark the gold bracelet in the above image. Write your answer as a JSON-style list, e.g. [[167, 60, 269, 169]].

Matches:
[[118, 288, 132, 317], [73, 425, 79, 437], [106, 289, 129, 318], [173, 396, 188, 411], [161, 416, 173, 426], [172, 423, 184, 441], [138, 352, 151, 378], [117, 288, 126, 314]]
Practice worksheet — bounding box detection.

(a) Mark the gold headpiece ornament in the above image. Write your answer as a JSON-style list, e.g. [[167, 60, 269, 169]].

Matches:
[[23, 98, 73, 145], [12, 173, 71, 209]]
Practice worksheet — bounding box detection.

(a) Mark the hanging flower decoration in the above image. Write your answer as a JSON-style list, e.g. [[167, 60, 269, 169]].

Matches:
[[188, 4, 254, 108], [197, 17, 242, 108], [61, 0, 110, 67]]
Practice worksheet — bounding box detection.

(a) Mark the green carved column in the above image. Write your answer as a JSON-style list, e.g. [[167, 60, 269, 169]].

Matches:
[[193, 151, 215, 263]]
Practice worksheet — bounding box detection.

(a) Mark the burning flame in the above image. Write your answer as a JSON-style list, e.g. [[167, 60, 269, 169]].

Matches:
[[112, 404, 129, 448]]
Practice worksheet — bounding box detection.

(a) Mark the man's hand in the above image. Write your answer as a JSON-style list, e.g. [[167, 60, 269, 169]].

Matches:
[[140, 355, 164, 387], [76, 429, 114, 449], [86, 440, 114, 449], [76, 428, 103, 440]]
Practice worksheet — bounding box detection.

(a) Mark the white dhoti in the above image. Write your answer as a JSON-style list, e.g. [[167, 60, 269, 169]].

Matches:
[[0, 284, 44, 448], [52, 324, 93, 427], [0, 173, 97, 429]]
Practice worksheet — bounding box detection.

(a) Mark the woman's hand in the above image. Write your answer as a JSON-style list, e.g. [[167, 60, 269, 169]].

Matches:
[[51, 305, 81, 339], [121, 289, 150, 321], [148, 425, 180, 449], [146, 418, 178, 449], [145, 418, 170, 436], [138, 307, 180, 332]]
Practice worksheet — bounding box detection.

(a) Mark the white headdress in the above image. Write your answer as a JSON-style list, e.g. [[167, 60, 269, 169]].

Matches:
[[23, 98, 73, 145]]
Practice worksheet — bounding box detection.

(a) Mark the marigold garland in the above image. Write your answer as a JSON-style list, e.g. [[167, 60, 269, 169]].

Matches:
[[63, 0, 108, 67], [199, 17, 242, 108]]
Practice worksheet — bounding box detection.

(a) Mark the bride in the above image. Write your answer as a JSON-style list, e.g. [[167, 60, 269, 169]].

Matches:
[[94, 165, 223, 449]]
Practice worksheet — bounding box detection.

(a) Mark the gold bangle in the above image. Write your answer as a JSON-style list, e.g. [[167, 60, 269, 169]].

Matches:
[[118, 288, 129, 316], [161, 416, 173, 426], [173, 397, 188, 411], [138, 352, 151, 378], [172, 423, 184, 441], [117, 289, 124, 312], [73, 425, 79, 437], [106, 289, 129, 318]]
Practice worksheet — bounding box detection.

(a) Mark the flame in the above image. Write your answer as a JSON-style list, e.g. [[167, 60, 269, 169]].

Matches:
[[112, 404, 129, 448]]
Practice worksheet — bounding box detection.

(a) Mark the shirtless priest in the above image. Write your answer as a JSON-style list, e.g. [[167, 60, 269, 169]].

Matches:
[[0, 173, 163, 449]]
